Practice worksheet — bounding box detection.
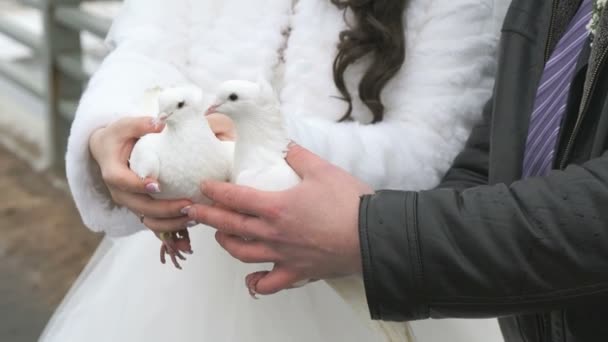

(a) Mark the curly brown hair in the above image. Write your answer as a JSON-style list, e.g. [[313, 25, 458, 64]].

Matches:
[[331, 0, 408, 123]]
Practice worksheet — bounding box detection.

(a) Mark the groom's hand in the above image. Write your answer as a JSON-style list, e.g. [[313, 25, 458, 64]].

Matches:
[[188, 144, 373, 295]]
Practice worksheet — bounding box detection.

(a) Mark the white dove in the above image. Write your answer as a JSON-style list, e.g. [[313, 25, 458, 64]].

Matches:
[[206, 80, 413, 342], [129, 85, 234, 268]]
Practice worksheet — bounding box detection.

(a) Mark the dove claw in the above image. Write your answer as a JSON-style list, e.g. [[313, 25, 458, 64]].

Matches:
[[158, 229, 192, 270], [170, 253, 182, 270], [159, 244, 167, 264]]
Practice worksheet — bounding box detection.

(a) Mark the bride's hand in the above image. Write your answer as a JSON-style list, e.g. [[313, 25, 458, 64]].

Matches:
[[207, 113, 236, 141], [89, 116, 193, 231]]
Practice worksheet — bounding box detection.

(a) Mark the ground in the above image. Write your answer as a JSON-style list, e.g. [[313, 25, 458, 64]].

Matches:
[[0, 145, 101, 342]]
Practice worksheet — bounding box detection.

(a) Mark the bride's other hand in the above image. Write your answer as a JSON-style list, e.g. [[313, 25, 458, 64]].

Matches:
[[207, 113, 236, 141], [89, 116, 193, 231]]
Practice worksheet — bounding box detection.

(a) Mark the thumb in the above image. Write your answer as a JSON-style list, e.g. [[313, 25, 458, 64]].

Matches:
[[115, 116, 164, 140], [207, 113, 236, 141], [285, 143, 327, 179], [253, 266, 302, 296]]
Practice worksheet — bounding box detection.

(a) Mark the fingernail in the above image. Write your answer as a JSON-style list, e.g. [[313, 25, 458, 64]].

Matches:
[[151, 118, 164, 128], [187, 221, 198, 228], [145, 183, 161, 193], [180, 206, 191, 215]]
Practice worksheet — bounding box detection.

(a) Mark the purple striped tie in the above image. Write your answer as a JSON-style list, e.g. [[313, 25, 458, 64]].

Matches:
[[522, 0, 592, 178]]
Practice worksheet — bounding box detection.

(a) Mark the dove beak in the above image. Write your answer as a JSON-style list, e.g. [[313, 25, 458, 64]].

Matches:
[[157, 111, 173, 122], [205, 104, 221, 116]]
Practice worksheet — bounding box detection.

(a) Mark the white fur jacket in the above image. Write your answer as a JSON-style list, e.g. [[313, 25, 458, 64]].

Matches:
[[66, 0, 510, 237]]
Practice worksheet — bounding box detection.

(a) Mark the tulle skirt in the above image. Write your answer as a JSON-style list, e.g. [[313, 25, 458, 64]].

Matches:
[[40, 227, 504, 342]]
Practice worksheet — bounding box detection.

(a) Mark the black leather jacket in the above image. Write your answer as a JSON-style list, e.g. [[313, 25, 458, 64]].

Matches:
[[359, 1, 608, 341]]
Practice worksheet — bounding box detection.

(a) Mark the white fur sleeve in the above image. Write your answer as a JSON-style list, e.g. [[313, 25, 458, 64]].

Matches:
[[287, 0, 507, 191], [66, 0, 191, 237]]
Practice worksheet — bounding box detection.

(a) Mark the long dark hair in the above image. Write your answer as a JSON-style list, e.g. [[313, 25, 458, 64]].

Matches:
[[331, 0, 408, 123]]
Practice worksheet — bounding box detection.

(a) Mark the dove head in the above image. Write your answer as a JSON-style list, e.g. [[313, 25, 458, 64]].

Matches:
[[156, 86, 202, 124], [206, 80, 279, 123]]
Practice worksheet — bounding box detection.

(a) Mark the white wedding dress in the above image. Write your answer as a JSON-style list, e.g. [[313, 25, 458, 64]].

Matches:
[[41, 0, 511, 341]]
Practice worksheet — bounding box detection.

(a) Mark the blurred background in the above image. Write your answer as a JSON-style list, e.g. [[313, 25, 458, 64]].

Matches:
[[0, 1, 121, 340]]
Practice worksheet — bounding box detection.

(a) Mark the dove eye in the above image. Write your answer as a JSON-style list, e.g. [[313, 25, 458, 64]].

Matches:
[[228, 93, 238, 101], [177, 101, 185, 109]]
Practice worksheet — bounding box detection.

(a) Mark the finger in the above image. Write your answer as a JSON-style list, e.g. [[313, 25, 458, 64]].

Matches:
[[215, 131, 235, 142], [253, 266, 303, 296], [188, 204, 274, 240], [115, 192, 191, 219], [207, 113, 235, 141], [215, 232, 282, 263], [201, 181, 281, 219], [246, 271, 270, 298], [285, 143, 328, 179], [213, 202, 231, 210], [113, 116, 164, 140], [104, 166, 160, 194], [144, 215, 193, 233], [206, 113, 232, 128]]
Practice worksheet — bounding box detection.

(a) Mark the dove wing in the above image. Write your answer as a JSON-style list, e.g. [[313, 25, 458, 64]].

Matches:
[[235, 162, 300, 192], [129, 136, 161, 179]]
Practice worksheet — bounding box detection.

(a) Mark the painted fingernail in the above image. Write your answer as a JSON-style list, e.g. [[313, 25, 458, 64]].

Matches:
[[180, 206, 191, 215], [145, 183, 161, 193], [187, 221, 198, 228]]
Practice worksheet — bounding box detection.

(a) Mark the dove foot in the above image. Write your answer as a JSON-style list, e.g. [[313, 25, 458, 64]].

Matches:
[[159, 229, 193, 270], [245, 271, 270, 299]]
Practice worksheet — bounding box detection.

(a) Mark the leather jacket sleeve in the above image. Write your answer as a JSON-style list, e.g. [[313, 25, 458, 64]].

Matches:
[[439, 97, 493, 191], [359, 153, 608, 321]]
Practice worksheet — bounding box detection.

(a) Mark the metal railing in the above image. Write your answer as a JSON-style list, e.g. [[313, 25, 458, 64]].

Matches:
[[0, 0, 113, 175]]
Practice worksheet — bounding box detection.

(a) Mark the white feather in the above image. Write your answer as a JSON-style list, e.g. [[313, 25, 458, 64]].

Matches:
[[129, 85, 233, 203], [211, 79, 412, 342]]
